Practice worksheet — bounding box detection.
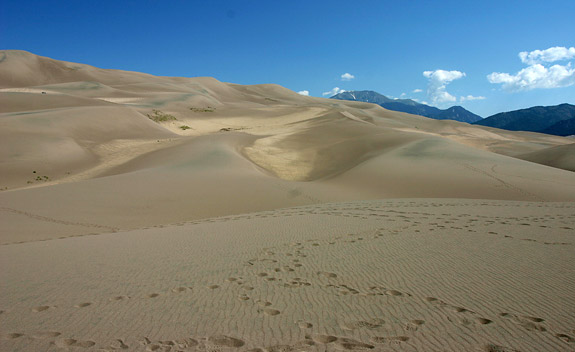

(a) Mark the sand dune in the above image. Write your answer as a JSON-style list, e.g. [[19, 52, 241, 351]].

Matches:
[[1, 50, 575, 351], [517, 143, 575, 172]]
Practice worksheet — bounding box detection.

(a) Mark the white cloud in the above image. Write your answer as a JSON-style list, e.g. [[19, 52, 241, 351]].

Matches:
[[423, 69, 466, 104], [341, 73, 355, 81], [412, 88, 423, 93], [489, 46, 575, 92], [322, 87, 346, 96], [519, 46, 575, 65], [460, 95, 486, 101], [400, 92, 407, 98], [488, 63, 575, 92], [297, 90, 309, 96]]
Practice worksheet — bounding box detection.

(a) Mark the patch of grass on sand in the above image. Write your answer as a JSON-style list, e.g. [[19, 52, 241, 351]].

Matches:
[[179, 125, 192, 130], [147, 109, 177, 122], [190, 107, 215, 113]]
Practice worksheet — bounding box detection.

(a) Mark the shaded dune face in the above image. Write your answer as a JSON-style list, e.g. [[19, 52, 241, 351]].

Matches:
[[1, 49, 575, 204], [242, 111, 422, 181]]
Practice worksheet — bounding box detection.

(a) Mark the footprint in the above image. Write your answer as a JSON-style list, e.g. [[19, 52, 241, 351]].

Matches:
[[110, 296, 130, 301], [451, 306, 472, 313], [335, 337, 375, 350], [371, 336, 409, 345], [404, 319, 425, 331], [3, 333, 24, 339], [32, 305, 54, 312], [54, 338, 96, 348], [342, 318, 385, 330], [147, 293, 160, 298], [483, 344, 520, 352], [554, 333, 574, 343], [76, 340, 97, 348], [477, 317, 493, 325], [138, 337, 152, 346], [312, 335, 337, 344], [109, 339, 130, 349], [521, 315, 544, 323], [55, 338, 78, 347], [175, 338, 199, 348], [318, 271, 337, 278], [501, 313, 547, 332], [385, 289, 407, 297], [75, 302, 92, 308], [32, 331, 61, 339], [207, 335, 245, 347], [171, 287, 189, 293], [298, 321, 313, 329], [264, 308, 281, 316], [208, 285, 220, 289]]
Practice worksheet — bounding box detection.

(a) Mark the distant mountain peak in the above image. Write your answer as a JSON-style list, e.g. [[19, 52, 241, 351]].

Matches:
[[331, 90, 482, 123]]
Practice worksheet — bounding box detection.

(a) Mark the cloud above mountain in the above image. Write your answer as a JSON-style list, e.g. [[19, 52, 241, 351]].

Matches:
[[423, 69, 466, 104], [341, 73, 355, 81], [488, 46, 575, 92], [323, 87, 346, 96]]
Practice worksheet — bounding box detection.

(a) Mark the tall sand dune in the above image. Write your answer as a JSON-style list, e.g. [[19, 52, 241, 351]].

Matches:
[[1, 51, 574, 351]]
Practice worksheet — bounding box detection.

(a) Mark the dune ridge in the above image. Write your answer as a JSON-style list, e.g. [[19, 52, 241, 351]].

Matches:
[[1, 50, 574, 352]]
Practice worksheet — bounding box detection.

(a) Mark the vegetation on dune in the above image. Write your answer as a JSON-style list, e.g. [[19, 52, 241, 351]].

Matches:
[[190, 107, 215, 112], [147, 109, 177, 122], [179, 125, 192, 130]]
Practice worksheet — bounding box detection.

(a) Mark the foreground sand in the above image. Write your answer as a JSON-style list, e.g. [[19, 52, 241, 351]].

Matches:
[[1, 199, 574, 352]]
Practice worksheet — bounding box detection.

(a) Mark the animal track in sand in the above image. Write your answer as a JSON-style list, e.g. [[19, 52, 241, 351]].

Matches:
[[74, 302, 92, 308], [171, 286, 191, 293], [147, 293, 160, 298], [208, 285, 220, 289]]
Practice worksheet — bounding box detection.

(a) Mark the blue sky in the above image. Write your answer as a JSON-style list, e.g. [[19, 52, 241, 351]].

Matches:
[[2, 0, 574, 117]]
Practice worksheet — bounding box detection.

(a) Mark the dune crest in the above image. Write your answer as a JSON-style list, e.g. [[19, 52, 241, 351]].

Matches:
[[1, 51, 575, 352]]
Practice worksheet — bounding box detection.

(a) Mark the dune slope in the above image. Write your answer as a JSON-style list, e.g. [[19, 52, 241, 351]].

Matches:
[[1, 51, 575, 352]]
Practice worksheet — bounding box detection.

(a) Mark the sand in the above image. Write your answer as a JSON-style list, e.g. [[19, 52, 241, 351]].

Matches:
[[1, 50, 574, 351]]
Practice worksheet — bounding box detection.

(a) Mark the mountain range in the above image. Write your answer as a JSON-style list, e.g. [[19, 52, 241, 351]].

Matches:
[[330, 90, 483, 123], [331, 90, 575, 137], [474, 103, 575, 137]]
